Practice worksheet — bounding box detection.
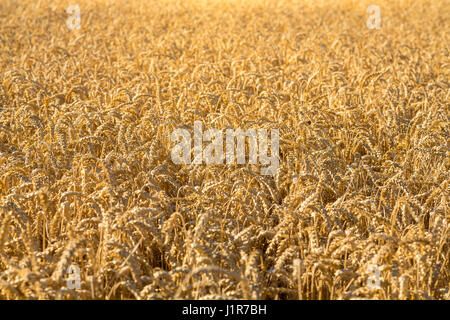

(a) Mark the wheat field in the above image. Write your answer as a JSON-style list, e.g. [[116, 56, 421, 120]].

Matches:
[[0, 0, 448, 300]]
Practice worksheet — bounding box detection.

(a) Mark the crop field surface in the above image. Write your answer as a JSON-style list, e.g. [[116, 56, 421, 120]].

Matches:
[[0, 0, 448, 300]]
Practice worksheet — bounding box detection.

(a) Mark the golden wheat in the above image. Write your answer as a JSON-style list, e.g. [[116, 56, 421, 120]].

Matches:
[[0, 0, 448, 300]]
